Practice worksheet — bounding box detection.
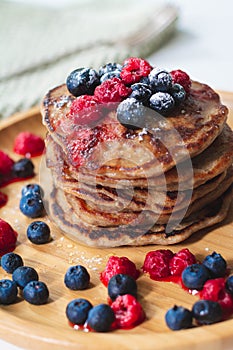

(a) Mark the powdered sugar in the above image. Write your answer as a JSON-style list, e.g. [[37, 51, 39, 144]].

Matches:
[[54, 236, 103, 270], [138, 128, 148, 141]]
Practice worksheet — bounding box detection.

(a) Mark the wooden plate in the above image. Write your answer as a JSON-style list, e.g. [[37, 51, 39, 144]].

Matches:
[[0, 92, 233, 350]]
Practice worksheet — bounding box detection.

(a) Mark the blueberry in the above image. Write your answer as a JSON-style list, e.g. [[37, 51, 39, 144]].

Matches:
[[130, 83, 152, 103], [1, 252, 24, 273], [99, 63, 122, 77], [87, 304, 115, 332], [13, 158, 34, 178], [170, 83, 186, 102], [66, 298, 93, 325], [12, 266, 39, 289], [148, 68, 173, 92], [139, 76, 150, 85], [226, 275, 233, 295], [192, 300, 222, 325], [27, 221, 51, 245], [100, 70, 121, 83], [108, 274, 137, 301], [202, 252, 227, 278], [149, 92, 175, 115], [23, 280, 49, 305], [117, 97, 146, 129], [66, 67, 100, 96], [181, 264, 210, 290], [0, 279, 18, 305], [165, 305, 193, 330], [20, 194, 44, 218], [64, 265, 90, 290], [21, 184, 44, 198]]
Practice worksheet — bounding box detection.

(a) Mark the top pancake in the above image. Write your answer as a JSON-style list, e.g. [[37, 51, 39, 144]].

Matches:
[[41, 81, 228, 178]]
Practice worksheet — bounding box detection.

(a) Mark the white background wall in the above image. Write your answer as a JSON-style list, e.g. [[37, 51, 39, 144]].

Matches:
[[149, 0, 233, 92]]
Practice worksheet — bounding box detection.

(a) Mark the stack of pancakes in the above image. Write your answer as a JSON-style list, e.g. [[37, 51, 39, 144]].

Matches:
[[41, 81, 233, 247]]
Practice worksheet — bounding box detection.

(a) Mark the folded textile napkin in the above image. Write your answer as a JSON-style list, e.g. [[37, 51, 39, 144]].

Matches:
[[0, 0, 178, 118]]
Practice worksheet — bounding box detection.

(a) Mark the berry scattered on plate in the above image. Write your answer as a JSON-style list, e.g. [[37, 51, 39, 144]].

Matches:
[[19, 183, 45, 218], [87, 304, 115, 332], [100, 256, 140, 287], [13, 132, 45, 157], [1, 252, 24, 273], [0, 219, 18, 256], [0, 279, 18, 305], [165, 305, 193, 331], [64, 265, 90, 291], [27, 221, 51, 245], [23, 280, 49, 305], [107, 274, 137, 301], [12, 266, 39, 289], [66, 298, 93, 326], [13, 158, 34, 179], [111, 294, 145, 329]]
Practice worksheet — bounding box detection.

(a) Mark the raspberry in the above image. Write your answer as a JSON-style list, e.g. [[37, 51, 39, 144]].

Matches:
[[170, 69, 191, 93], [68, 95, 102, 125], [200, 278, 233, 317], [169, 248, 197, 276], [0, 192, 7, 207], [0, 150, 14, 175], [217, 291, 233, 317], [66, 128, 98, 167], [111, 294, 145, 329], [142, 249, 174, 279], [120, 57, 152, 85], [0, 219, 18, 256], [65, 118, 122, 168], [97, 121, 122, 143], [100, 256, 140, 287], [13, 132, 45, 157], [94, 78, 131, 103], [200, 278, 225, 302]]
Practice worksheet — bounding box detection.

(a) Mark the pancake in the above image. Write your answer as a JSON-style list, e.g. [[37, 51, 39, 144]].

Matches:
[[45, 123, 233, 192], [45, 180, 233, 247], [42, 81, 228, 179], [47, 134, 229, 215], [132, 185, 233, 246], [45, 124, 233, 214], [52, 165, 227, 214], [60, 166, 233, 227]]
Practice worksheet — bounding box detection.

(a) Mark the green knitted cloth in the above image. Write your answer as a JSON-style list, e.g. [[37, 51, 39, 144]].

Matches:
[[0, 0, 178, 118]]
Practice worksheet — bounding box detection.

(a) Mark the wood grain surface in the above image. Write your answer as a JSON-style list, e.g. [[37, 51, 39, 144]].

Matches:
[[0, 93, 233, 350]]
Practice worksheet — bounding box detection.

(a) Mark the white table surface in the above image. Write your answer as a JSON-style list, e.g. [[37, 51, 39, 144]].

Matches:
[[1, 0, 233, 349]]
